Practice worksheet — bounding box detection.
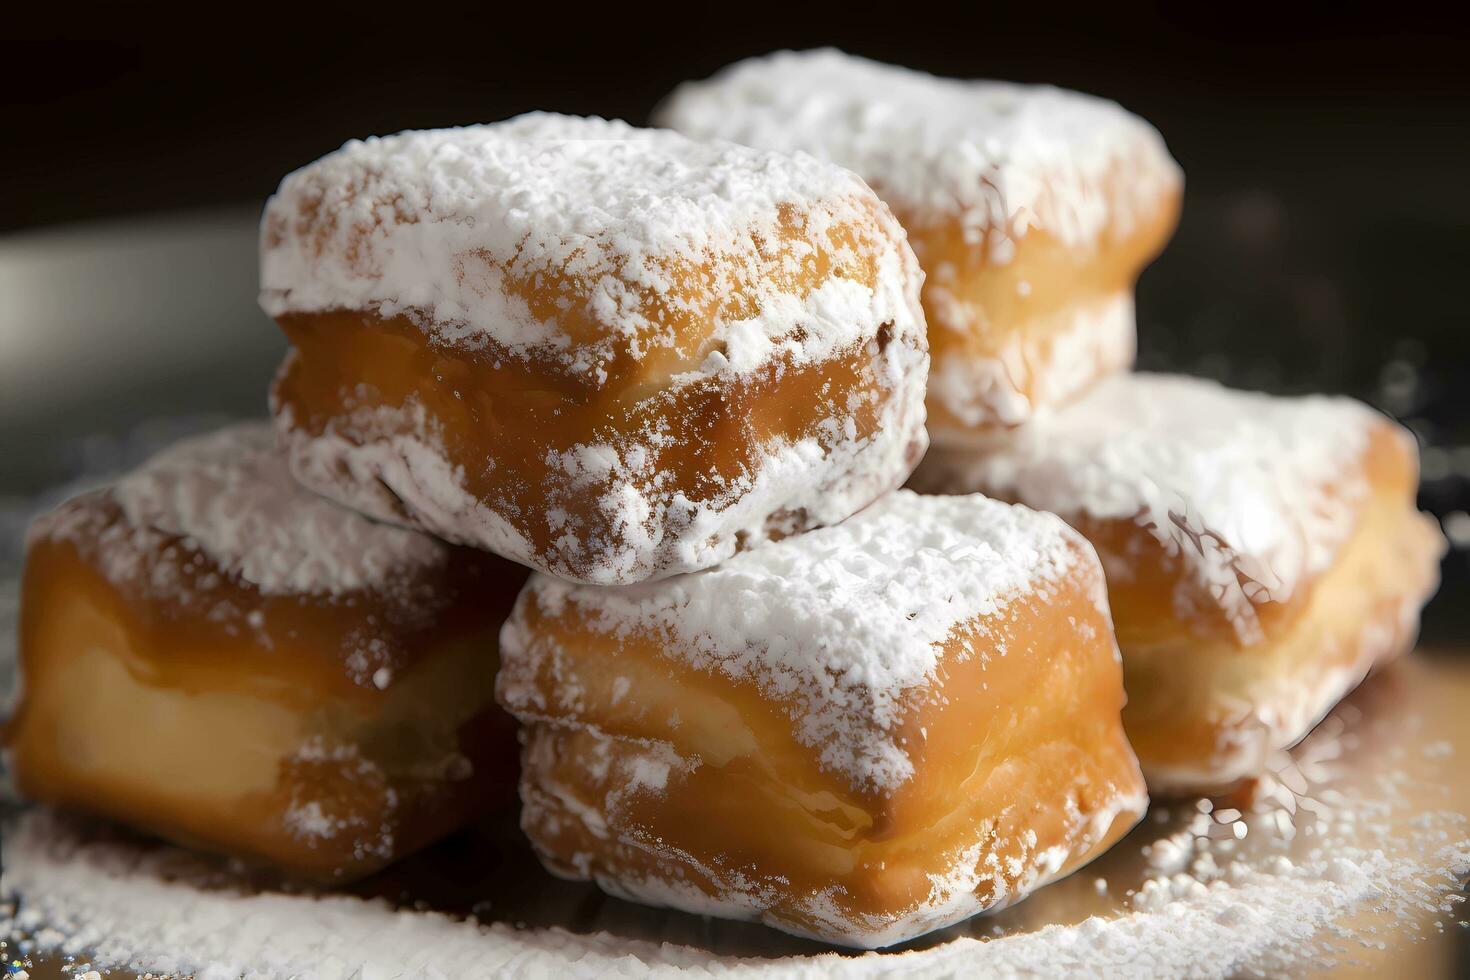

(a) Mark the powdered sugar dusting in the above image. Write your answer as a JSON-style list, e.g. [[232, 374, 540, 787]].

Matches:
[[914, 374, 1384, 643], [260, 112, 908, 383], [264, 112, 932, 584], [281, 738, 399, 863], [276, 271, 930, 585], [274, 396, 539, 572], [500, 490, 1091, 792], [656, 49, 1182, 258], [30, 423, 448, 598]]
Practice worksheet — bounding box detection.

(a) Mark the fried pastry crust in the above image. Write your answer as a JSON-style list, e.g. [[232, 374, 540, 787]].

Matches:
[[913, 374, 1446, 793], [5, 424, 526, 879], [498, 491, 1146, 946]]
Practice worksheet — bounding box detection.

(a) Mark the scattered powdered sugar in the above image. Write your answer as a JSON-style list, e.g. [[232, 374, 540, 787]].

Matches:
[[915, 373, 1386, 643], [260, 112, 907, 384], [500, 490, 1093, 792], [3, 673, 1466, 978], [32, 422, 449, 598], [655, 49, 1182, 259]]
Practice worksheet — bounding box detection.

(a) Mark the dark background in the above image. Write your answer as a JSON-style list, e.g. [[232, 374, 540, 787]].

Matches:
[[0, 12, 1468, 976], [6, 15, 1469, 236], [2, 12, 1468, 642]]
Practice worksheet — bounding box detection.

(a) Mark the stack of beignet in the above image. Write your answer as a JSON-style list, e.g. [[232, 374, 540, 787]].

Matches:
[[3, 51, 1443, 953], [661, 48, 1443, 796]]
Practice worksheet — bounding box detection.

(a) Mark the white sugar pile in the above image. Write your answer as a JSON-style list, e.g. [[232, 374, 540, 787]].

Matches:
[[1, 800, 1464, 978]]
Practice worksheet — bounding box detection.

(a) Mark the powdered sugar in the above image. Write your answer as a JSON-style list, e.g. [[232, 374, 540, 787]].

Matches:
[[30, 423, 448, 598], [274, 395, 540, 574], [261, 112, 909, 383], [914, 374, 1384, 643], [279, 737, 401, 863], [655, 49, 1182, 259], [500, 490, 1093, 792]]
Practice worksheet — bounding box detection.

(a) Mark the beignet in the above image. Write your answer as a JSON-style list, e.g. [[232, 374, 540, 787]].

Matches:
[[262, 113, 929, 584], [913, 374, 1446, 793], [4, 424, 526, 879], [657, 49, 1182, 432], [497, 490, 1146, 947]]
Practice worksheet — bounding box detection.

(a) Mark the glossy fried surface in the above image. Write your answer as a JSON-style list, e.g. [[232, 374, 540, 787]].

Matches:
[[497, 500, 1146, 947], [273, 271, 926, 585], [5, 492, 526, 880], [914, 382, 1446, 793], [1120, 432, 1444, 792]]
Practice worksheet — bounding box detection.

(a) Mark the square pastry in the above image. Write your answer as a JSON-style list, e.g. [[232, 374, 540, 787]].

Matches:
[[5, 424, 527, 880], [263, 113, 928, 585], [497, 490, 1145, 947], [914, 373, 1446, 793]]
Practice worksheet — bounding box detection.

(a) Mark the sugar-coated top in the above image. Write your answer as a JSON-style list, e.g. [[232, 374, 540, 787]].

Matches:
[[261, 113, 915, 386], [505, 490, 1096, 792], [34, 423, 448, 597], [657, 49, 1182, 255], [922, 374, 1387, 641]]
